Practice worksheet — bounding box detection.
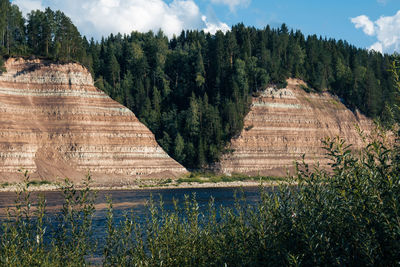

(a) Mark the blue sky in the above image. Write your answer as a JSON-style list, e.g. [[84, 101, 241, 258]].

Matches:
[[206, 0, 399, 51], [11, 0, 400, 54]]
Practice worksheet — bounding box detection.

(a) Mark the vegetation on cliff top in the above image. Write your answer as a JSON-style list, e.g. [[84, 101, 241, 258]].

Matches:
[[1, 1, 399, 169]]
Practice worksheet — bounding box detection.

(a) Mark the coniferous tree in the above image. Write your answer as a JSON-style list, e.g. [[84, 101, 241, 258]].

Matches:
[[174, 133, 185, 162], [6, 4, 25, 55], [0, 0, 9, 51]]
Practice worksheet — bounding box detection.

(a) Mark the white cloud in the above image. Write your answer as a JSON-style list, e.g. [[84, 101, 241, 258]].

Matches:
[[370, 42, 383, 53], [351, 11, 400, 54], [351, 15, 375, 36], [202, 16, 229, 34], [13, 0, 230, 39], [374, 11, 400, 52], [210, 0, 251, 12]]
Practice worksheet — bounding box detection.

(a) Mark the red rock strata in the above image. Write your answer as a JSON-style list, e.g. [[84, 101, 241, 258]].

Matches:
[[0, 58, 186, 183], [219, 79, 373, 176]]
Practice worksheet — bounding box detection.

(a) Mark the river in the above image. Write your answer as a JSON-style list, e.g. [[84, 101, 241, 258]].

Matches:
[[0, 186, 267, 256]]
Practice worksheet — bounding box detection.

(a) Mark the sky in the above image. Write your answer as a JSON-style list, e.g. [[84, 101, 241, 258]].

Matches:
[[10, 0, 400, 54]]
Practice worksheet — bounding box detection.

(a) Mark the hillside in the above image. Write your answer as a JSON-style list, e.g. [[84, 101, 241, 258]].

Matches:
[[220, 79, 374, 176], [0, 58, 186, 183]]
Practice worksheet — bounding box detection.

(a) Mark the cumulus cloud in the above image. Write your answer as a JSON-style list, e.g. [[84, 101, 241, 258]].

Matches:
[[210, 0, 251, 12], [202, 15, 229, 34], [351, 11, 400, 54], [351, 15, 375, 36], [12, 0, 230, 39], [370, 42, 383, 53]]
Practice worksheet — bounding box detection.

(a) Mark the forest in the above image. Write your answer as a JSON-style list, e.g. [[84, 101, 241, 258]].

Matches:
[[0, 0, 399, 169]]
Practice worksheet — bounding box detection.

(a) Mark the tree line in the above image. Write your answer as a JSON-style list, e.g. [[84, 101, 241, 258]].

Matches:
[[0, 2, 399, 169], [0, 0, 86, 65]]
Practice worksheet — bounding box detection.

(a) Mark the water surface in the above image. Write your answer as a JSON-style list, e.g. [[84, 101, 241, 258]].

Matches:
[[0, 186, 267, 242]]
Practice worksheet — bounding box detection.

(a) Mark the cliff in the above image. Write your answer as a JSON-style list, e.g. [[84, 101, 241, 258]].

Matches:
[[0, 58, 187, 183], [219, 79, 374, 176]]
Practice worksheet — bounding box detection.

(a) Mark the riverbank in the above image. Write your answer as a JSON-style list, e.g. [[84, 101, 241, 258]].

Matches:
[[0, 174, 288, 192]]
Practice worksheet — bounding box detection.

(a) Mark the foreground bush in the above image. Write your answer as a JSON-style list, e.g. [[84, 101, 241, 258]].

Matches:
[[0, 175, 96, 266], [1, 130, 399, 266]]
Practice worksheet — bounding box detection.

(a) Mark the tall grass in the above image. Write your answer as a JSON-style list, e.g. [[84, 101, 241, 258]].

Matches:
[[1, 130, 399, 266], [0, 173, 96, 266]]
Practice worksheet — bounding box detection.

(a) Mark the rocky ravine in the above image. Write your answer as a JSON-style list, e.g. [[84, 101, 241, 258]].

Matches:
[[219, 79, 374, 176], [0, 58, 186, 183]]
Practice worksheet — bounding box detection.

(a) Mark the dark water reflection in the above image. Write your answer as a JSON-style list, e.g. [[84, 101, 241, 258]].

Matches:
[[0, 186, 267, 254]]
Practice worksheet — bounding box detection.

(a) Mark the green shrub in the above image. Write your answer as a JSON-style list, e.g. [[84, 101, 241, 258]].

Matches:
[[0, 182, 10, 188], [0, 57, 5, 73], [27, 180, 52, 187], [0, 172, 96, 266], [300, 84, 313, 93]]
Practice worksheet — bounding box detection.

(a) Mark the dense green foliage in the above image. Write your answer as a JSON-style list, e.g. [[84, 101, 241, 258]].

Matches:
[[0, 173, 96, 266], [1, 1, 399, 168], [0, 1, 86, 62], [1, 130, 399, 266]]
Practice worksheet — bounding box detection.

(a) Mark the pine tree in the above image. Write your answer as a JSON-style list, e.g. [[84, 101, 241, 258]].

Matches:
[[185, 93, 200, 139], [364, 69, 382, 117], [42, 8, 54, 57], [174, 133, 185, 163], [105, 49, 120, 88], [27, 10, 42, 55], [194, 48, 205, 89], [0, 0, 10, 52], [6, 4, 25, 55], [0, 57, 4, 72], [158, 131, 171, 154]]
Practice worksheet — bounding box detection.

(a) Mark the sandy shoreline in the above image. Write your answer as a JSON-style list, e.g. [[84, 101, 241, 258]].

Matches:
[[0, 180, 285, 192]]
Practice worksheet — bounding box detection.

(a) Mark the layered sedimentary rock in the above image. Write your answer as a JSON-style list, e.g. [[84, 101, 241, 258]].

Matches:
[[220, 79, 373, 176], [0, 58, 186, 182]]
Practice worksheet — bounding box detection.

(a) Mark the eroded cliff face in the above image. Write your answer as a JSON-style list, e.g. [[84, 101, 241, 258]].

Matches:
[[219, 79, 373, 176], [0, 58, 186, 183]]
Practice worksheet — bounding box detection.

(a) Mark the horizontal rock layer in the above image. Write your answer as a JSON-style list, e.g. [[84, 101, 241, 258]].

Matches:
[[219, 79, 373, 176], [0, 58, 186, 182]]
